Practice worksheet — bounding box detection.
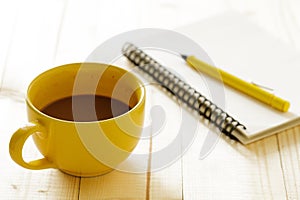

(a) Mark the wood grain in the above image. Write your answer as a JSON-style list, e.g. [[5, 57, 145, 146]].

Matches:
[[182, 131, 286, 199], [278, 127, 300, 199], [149, 88, 183, 200]]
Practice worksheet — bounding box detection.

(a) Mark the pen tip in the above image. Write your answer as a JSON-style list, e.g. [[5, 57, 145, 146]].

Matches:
[[181, 54, 188, 60]]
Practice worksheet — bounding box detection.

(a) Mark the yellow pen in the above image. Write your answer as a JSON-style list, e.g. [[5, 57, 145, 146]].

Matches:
[[181, 55, 290, 112]]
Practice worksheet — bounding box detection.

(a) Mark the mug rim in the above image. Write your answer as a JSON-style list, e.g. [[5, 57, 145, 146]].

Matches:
[[26, 62, 146, 124]]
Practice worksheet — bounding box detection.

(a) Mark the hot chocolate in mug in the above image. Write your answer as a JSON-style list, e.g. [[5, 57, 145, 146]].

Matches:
[[9, 63, 146, 177]]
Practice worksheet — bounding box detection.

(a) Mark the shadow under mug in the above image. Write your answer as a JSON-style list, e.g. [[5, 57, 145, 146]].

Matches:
[[9, 63, 146, 177]]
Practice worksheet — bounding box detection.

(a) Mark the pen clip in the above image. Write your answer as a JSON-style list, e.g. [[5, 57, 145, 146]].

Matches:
[[250, 81, 274, 93]]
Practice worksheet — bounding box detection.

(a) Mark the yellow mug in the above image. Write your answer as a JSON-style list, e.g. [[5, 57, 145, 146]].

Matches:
[[9, 63, 146, 177]]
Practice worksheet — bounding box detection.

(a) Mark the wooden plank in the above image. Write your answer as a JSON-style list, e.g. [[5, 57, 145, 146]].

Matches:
[[248, 137, 287, 199], [54, 0, 142, 65], [53, 0, 99, 65], [79, 171, 147, 200], [0, 1, 18, 87], [0, 0, 81, 199], [182, 131, 286, 199], [1, 0, 66, 93], [149, 88, 183, 200], [277, 126, 300, 199]]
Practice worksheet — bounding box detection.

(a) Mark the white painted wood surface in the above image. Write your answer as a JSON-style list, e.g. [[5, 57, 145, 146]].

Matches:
[[0, 0, 299, 199]]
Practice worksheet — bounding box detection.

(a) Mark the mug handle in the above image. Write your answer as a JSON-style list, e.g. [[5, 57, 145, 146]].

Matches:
[[9, 122, 56, 170]]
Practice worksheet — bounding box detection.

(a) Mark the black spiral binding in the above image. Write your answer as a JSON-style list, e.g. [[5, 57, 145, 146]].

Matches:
[[122, 43, 246, 140]]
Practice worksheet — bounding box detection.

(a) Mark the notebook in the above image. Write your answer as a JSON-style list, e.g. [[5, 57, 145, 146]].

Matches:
[[173, 12, 300, 144], [94, 12, 299, 145]]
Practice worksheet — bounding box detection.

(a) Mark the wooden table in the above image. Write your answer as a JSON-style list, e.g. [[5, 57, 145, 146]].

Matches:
[[1, 0, 299, 199]]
